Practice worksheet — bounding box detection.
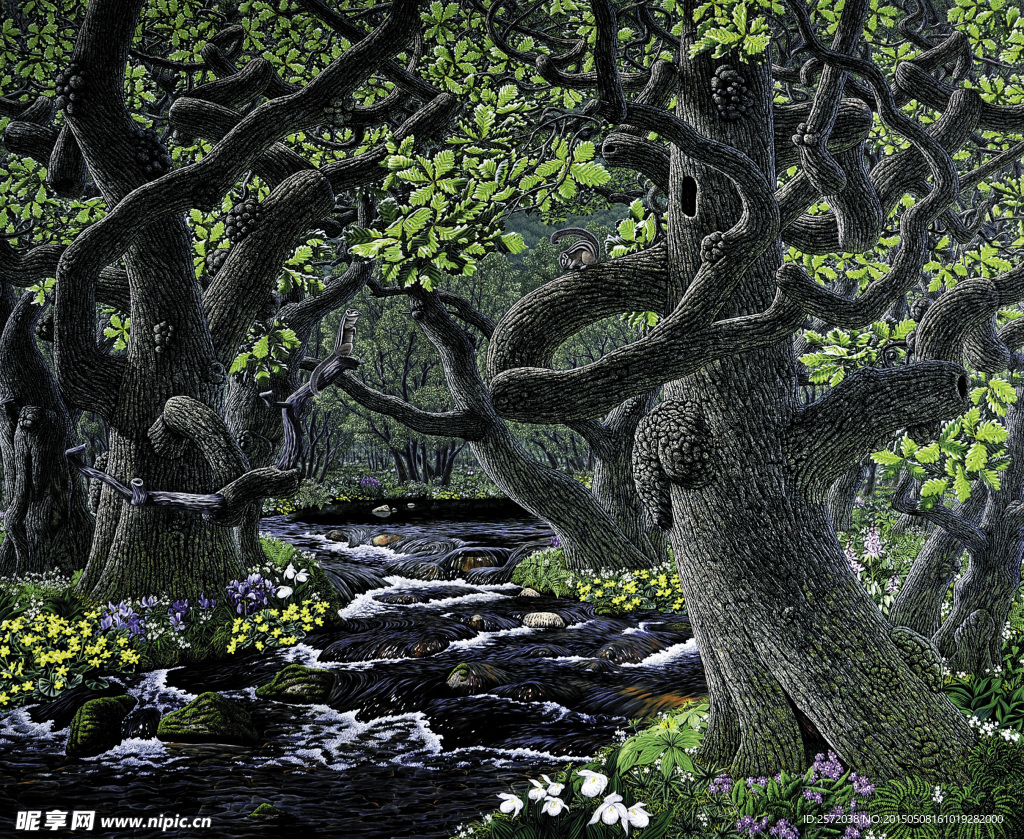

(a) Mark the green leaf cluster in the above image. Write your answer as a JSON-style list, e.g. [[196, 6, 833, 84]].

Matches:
[[872, 404, 1012, 505], [101, 309, 131, 351], [924, 240, 1013, 293], [347, 89, 610, 288], [229, 319, 300, 385], [607, 199, 659, 259], [691, 0, 778, 58], [800, 320, 914, 387], [616, 717, 701, 779]]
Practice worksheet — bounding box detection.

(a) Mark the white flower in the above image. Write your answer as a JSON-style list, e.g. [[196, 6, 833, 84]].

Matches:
[[497, 793, 523, 818], [625, 802, 650, 831], [541, 796, 567, 816], [275, 585, 293, 599], [589, 792, 628, 829], [528, 774, 563, 800], [577, 769, 609, 798], [283, 563, 309, 583]]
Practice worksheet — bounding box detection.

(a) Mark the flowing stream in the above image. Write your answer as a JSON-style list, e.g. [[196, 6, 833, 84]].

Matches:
[[0, 515, 705, 838]]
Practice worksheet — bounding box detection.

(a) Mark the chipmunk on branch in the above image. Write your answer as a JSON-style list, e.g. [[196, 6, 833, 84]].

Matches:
[[550, 227, 601, 271]]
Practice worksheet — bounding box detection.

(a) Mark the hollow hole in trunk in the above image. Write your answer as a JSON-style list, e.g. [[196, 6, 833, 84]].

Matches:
[[957, 374, 968, 399], [785, 692, 830, 767], [681, 176, 698, 218]]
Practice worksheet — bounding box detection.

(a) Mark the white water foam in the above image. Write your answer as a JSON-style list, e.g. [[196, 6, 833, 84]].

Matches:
[[619, 638, 698, 668]]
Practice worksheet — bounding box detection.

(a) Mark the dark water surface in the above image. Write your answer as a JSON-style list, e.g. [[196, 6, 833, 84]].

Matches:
[[0, 515, 705, 838]]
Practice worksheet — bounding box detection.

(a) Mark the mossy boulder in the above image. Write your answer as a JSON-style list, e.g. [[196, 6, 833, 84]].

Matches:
[[446, 661, 512, 694], [256, 664, 335, 704], [249, 803, 286, 821], [67, 695, 137, 757], [156, 692, 259, 746]]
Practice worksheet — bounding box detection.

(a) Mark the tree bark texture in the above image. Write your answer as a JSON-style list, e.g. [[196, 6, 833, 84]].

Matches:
[[0, 291, 92, 575]]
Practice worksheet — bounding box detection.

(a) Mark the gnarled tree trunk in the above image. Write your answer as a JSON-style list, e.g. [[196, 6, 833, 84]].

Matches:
[[0, 290, 92, 575]]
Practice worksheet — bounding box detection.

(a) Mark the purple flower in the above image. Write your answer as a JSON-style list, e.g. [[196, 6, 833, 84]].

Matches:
[[864, 526, 883, 558], [198, 593, 217, 610], [225, 573, 276, 616], [803, 788, 823, 804], [886, 574, 900, 594], [811, 750, 844, 781], [550, 535, 562, 548], [737, 815, 770, 835], [746, 776, 769, 793], [850, 773, 875, 798], [844, 542, 864, 575], [139, 596, 158, 610], [769, 820, 800, 839], [359, 476, 382, 489], [843, 827, 861, 839], [170, 599, 189, 616], [100, 601, 145, 637], [169, 612, 186, 632], [708, 774, 733, 795]]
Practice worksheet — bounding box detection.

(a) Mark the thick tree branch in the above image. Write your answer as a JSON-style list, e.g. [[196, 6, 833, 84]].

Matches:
[[66, 444, 301, 527], [892, 470, 989, 556], [489, 282, 803, 423], [331, 373, 487, 440], [602, 133, 669, 194], [773, 99, 873, 171], [915, 278, 1007, 371], [204, 169, 335, 364], [589, 0, 627, 122], [777, 0, 965, 325], [147, 396, 249, 487], [487, 243, 670, 376], [782, 92, 984, 254], [784, 362, 970, 501], [775, 83, 975, 325], [795, 0, 870, 195], [895, 62, 1024, 133], [294, 0, 441, 101]]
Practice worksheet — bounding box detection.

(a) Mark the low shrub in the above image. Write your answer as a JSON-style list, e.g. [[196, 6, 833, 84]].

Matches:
[[512, 547, 574, 597]]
